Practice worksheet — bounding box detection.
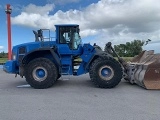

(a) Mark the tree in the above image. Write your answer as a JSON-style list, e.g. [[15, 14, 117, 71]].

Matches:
[[0, 51, 7, 58], [129, 40, 144, 56], [114, 44, 126, 57], [105, 40, 144, 57]]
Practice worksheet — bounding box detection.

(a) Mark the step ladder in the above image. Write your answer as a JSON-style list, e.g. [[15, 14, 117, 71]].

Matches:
[[61, 65, 70, 80]]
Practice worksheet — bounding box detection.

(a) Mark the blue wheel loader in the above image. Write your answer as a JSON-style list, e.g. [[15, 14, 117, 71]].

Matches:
[[3, 24, 123, 89]]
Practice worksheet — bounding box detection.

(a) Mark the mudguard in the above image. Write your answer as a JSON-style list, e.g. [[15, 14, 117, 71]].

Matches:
[[77, 44, 112, 75], [22, 47, 60, 66]]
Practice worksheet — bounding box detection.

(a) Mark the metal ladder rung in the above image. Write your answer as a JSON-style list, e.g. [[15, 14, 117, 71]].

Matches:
[[61, 65, 70, 80]]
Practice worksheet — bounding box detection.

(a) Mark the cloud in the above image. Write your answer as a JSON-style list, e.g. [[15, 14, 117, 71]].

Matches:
[[11, 0, 160, 49], [84, 0, 160, 32], [12, 4, 55, 28], [80, 29, 99, 37], [23, 4, 55, 15], [0, 46, 4, 50], [47, 0, 80, 5]]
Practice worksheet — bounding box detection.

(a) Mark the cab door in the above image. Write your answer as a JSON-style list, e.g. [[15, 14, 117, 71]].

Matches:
[[57, 26, 82, 56]]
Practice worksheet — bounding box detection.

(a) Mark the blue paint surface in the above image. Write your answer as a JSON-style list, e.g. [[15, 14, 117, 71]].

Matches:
[[0, 65, 2, 69]]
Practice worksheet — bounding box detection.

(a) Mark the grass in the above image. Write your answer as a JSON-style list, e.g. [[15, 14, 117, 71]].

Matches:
[[114, 57, 133, 62], [0, 58, 7, 63], [121, 57, 133, 62]]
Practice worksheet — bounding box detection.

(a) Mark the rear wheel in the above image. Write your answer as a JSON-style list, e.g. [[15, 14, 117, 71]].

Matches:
[[89, 56, 123, 88], [25, 58, 58, 89]]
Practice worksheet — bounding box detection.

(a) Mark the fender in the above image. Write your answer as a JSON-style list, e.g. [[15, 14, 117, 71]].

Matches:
[[77, 47, 112, 75], [22, 47, 60, 66], [77, 44, 97, 75], [85, 48, 110, 70]]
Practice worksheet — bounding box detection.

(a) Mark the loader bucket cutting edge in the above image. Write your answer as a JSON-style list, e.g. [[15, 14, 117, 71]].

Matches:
[[127, 50, 160, 89]]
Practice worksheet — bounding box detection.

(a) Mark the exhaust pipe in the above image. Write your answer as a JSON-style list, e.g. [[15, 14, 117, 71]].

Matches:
[[5, 4, 12, 60]]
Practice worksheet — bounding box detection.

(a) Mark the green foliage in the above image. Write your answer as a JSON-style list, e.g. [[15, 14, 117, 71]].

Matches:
[[0, 51, 7, 58], [0, 58, 7, 63], [121, 57, 133, 62], [113, 40, 144, 57]]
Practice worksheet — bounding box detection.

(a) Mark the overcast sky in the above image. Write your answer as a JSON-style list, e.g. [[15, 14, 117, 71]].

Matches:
[[1, 0, 160, 52]]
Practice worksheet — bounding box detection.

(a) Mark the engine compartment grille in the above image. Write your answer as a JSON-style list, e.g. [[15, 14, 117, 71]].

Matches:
[[18, 46, 26, 63], [19, 46, 26, 54]]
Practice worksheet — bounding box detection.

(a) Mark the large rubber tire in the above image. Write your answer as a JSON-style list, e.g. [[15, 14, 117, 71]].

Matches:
[[25, 58, 58, 89], [57, 74, 61, 79], [89, 56, 123, 88]]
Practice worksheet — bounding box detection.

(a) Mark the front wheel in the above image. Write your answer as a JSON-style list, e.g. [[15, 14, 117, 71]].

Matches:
[[25, 58, 58, 89], [89, 57, 123, 88]]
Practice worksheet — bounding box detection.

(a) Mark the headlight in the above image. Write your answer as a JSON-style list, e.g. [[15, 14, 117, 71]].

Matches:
[[12, 54, 16, 60]]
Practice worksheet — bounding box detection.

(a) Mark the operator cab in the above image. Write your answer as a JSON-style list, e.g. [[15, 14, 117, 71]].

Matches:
[[55, 24, 82, 50]]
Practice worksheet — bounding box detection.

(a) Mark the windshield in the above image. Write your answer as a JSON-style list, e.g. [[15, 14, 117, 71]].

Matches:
[[59, 26, 82, 49]]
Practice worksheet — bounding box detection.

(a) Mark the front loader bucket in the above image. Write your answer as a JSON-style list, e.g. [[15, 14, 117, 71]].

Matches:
[[126, 50, 160, 89]]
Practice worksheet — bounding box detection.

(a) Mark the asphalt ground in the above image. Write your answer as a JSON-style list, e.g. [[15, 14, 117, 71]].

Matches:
[[0, 69, 160, 120]]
